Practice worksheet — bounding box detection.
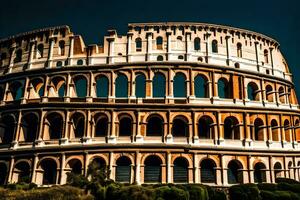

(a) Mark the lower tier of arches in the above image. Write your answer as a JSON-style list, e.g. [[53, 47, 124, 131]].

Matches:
[[0, 147, 300, 186]]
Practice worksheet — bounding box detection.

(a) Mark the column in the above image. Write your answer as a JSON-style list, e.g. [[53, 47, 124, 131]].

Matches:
[[220, 155, 227, 186], [67, 36, 74, 66], [60, 153, 66, 184], [166, 32, 172, 61], [254, 42, 259, 72], [107, 38, 115, 64], [167, 152, 172, 183], [193, 153, 199, 183], [31, 154, 38, 183], [146, 32, 152, 61], [12, 112, 22, 148], [61, 111, 70, 144], [135, 151, 141, 184], [7, 156, 15, 183], [188, 69, 195, 99], [225, 35, 231, 66], [109, 152, 114, 180], [108, 111, 116, 143], [166, 111, 172, 143], [47, 37, 55, 68], [129, 70, 135, 99], [126, 33, 133, 62], [85, 110, 92, 142], [185, 32, 191, 61], [8, 44, 16, 73], [27, 40, 36, 69], [269, 47, 274, 75], [192, 111, 198, 143], [212, 71, 219, 99], [217, 112, 224, 145], [36, 111, 45, 144], [248, 156, 254, 183], [205, 32, 211, 63], [64, 74, 71, 102], [109, 71, 115, 103]]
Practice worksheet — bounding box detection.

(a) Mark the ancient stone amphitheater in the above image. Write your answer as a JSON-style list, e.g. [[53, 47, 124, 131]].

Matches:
[[0, 22, 299, 186]]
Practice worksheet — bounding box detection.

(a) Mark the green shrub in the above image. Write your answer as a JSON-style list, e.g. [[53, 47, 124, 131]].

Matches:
[[67, 172, 89, 189], [181, 184, 209, 200], [257, 183, 277, 191], [260, 190, 278, 200], [276, 178, 300, 184], [229, 184, 261, 200], [154, 186, 189, 200]]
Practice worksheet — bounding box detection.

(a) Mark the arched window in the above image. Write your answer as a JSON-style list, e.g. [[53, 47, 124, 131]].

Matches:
[[254, 118, 264, 141], [144, 156, 162, 183], [37, 44, 44, 58], [77, 59, 84, 65], [119, 116, 132, 136], [135, 74, 146, 98], [173, 73, 186, 98], [31, 79, 44, 97], [0, 115, 16, 145], [156, 37, 163, 50], [96, 76, 109, 98], [237, 43, 242, 58], [40, 159, 57, 185], [115, 74, 128, 98], [90, 157, 106, 171], [153, 73, 166, 98], [218, 78, 231, 99], [67, 159, 82, 175], [59, 40, 65, 56], [274, 162, 283, 179], [265, 85, 273, 102], [228, 160, 243, 184], [254, 162, 266, 183], [157, 55, 164, 61], [74, 76, 87, 98], [194, 75, 208, 98], [295, 119, 300, 142], [224, 117, 240, 140], [212, 40, 218, 53], [264, 49, 269, 64], [95, 116, 108, 137], [198, 116, 214, 139], [0, 163, 7, 185], [51, 77, 65, 98], [135, 38, 142, 52], [146, 115, 164, 136], [284, 120, 291, 142], [10, 81, 24, 101], [288, 161, 293, 178], [14, 161, 31, 183], [21, 113, 38, 142], [14, 49, 22, 63], [116, 156, 131, 183], [173, 157, 188, 183], [45, 113, 63, 140], [271, 119, 279, 141], [200, 159, 216, 183], [194, 37, 201, 51], [278, 87, 285, 104], [247, 82, 259, 101], [172, 117, 189, 137], [71, 113, 85, 138]]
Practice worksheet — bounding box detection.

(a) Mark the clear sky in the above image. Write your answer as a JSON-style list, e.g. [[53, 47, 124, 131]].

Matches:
[[1, 0, 300, 99]]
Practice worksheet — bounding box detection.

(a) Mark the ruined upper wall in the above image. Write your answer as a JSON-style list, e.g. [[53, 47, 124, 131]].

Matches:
[[0, 23, 292, 82]]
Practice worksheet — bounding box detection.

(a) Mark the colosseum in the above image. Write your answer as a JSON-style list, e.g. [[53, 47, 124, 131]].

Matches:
[[0, 22, 299, 187]]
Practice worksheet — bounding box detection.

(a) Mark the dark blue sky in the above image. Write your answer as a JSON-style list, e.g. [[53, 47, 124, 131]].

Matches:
[[1, 0, 300, 99]]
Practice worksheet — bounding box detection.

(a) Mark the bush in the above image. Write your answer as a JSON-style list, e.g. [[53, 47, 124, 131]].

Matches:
[[276, 178, 300, 185], [155, 186, 189, 200], [229, 184, 261, 200], [67, 172, 89, 189], [257, 183, 277, 191], [183, 185, 209, 200]]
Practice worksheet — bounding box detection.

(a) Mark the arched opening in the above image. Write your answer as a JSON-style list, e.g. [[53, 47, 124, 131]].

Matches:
[[295, 119, 300, 142], [40, 159, 57, 185], [266, 85, 274, 102], [146, 115, 164, 136], [94, 115, 108, 137], [173, 157, 188, 183], [194, 37, 201, 51], [278, 87, 285, 104], [0, 163, 7, 185], [200, 159, 216, 183], [116, 156, 131, 183], [254, 162, 266, 183], [90, 157, 106, 170], [224, 117, 240, 140], [135, 38, 142, 52], [264, 49, 269, 64], [77, 59, 83, 65], [135, 74, 146, 98], [115, 74, 128, 98], [227, 160, 243, 184], [14, 161, 31, 183], [218, 78, 231, 99], [284, 120, 291, 142], [71, 113, 85, 138], [96, 75, 109, 98], [247, 82, 259, 101], [45, 112, 63, 140], [144, 155, 162, 183], [274, 162, 283, 180], [9, 81, 24, 101], [198, 116, 214, 139], [237, 43, 242, 58], [194, 75, 208, 98], [173, 73, 186, 98], [156, 37, 163, 50], [21, 113, 38, 142], [67, 159, 82, 175], [31, 79, 44, 97], [74, 76, 87, 98], [172, 117, 189, 137], [212, 40, 218, 53], [51, 77, 65, 98], [254, 118, 264, 141], [157, 55, 164, 61], [59, 40, 65, 56], [119, 116, 132, 136], [14, 49, 22, 63], [271, 119, 280, 141], [0, 115, 16, 145], [37, 44, 44, 58], [153, 73, 166, 98]]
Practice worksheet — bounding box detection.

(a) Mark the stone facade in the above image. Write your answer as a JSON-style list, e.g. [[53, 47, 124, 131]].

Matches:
[[0, 22, 299, 186]]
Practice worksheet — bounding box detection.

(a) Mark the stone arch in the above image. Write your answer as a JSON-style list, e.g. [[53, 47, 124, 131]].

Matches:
[[49, 76, 66, 97], [254, 118, 264, 141], [227, 160, 243, 184], [29, 78, 44, 98], [173, 157, 189, 183], [144, 155, 162, 183], [200, 158, 216, 183], [115, 73, 128, 98], [194, 74, 209, 98], [271, 119, 280, 141], [0, 114, 17, 145], [218, 77, 231, 99], [37, 157, 59, 185], [274, 162, 283, 180], [118, 114, 133, 137], [247, 82, 260, 101], [224, 116, 240, 140], [135, 73, 146, 98], [198, 115, 214, 139], [0, 162, 8, 185], [254, 162, 267, 183], [278, 86, 285, 104], [43, 112, 64, 140], [13, 160, 31, 183], [65, 158, 83, 175], [115, 156, 132, 183], [265, 84, 274, 102], [172, 115, 189, 137], [95, 74, 109, 98], [295, 119, 300, 142], [146, 114, 164, 136], [72, 75, 88, 98], [152, 72, 166, 98], [20, 112, 39, 142], [94, 113, 109, 137], [70, 112, 86, 139], [9, 80, 24, 101], [173, 72, 187, 98], [284, 119, 291, 142]]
